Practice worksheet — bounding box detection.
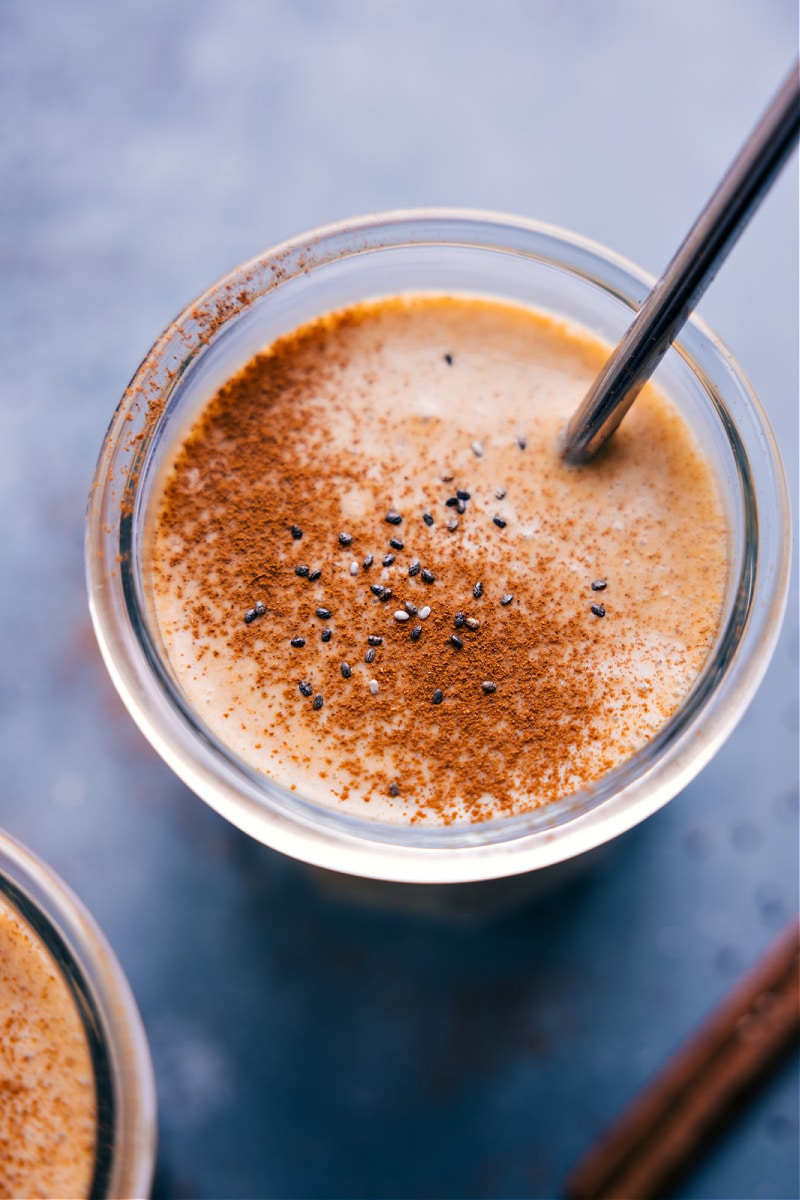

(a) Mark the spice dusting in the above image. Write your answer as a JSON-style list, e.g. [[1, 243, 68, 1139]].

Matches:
[[0, 897, 96, 1198], [150, 295, 727, 824]]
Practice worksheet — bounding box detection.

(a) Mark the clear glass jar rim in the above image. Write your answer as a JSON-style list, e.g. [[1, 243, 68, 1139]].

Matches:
[[86, 209, 791, 882], [0, 828, 156, 1197]]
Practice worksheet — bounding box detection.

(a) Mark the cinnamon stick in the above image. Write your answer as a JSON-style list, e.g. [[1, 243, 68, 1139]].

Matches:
[[563, 919, 800, 1200]]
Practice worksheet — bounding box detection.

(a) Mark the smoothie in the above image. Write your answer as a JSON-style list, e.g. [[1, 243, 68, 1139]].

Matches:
[[148, 295, 728, 825], [0, 892, 96, 1199]]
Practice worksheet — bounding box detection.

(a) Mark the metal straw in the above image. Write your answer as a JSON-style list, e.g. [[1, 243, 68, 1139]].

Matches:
[[561, 61, 800, 465]]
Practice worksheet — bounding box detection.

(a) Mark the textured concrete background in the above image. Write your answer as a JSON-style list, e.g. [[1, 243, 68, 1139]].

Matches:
[[0, 3, 797, 1197]]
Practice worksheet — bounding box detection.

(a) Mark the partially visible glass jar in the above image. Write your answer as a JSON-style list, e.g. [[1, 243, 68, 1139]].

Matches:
[[86, 210, 791, 884], [0, 828, 156, 1198]]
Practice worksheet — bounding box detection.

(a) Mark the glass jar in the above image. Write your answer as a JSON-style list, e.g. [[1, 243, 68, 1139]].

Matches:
[[0, 829, 156, 1197], [86, 210, 790, 883]]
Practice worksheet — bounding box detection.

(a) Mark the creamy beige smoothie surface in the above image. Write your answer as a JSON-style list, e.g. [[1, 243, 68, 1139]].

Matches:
[[150, 296, 727, 824], [0, 895, 96, 1199]]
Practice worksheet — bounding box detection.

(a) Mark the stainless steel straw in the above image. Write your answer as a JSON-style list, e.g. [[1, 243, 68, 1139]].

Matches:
[[561, 61, 800, 465]]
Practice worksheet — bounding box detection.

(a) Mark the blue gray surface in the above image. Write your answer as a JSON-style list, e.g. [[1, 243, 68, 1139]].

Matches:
[[0, 3, 797, 1197]]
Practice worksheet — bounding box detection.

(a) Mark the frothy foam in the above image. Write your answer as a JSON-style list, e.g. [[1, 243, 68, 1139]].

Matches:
[[149, 296, 728, 823], [0, 894, 96, 1198]]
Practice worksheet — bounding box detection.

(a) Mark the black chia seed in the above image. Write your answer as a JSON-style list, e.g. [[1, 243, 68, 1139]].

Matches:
[[404, 601, 418, 616], [421, 568, 435, 584], [298, 681, 313, 697], [408, 560, 421, 577], [295, 565, 309, 577], [383, 554, 395, 567], [447, 518, 459, 532], [244, 608, 257, 624], [517, 435, 527, 450], [313, 694, 324, 711], [422, 513, 434, 527], [379, 588, 393, 602], [456, 490, 471, 501], [389, 781, 400, 796], [454, 612, 465, 629], [291, 525, 303, 539], [338, 532, 353, 546], [473, 581, 484, 599], [363, 554, 374, 570], [365, 647, 376, 664], [291, 637, 306, 648], [410, 625, 422, 641], [308, 569, 321, 582], [450, 634, 464, 649], [340, 662, 352, 679], [386, 511, 403, 525], [445, 497, 459, 508], [367, 635, 383, 646], [591, 603, 606, 618], [456, 498, 467, 515], [495, 487, 506, 500], [591, 579, 608, 591], [432, 689, 444, 704], [389, 537, 404, 551], [493, 516, 507, 529], [370, 583, 385, 598], [500, 593, 513, 606], [321, 628, 332, 642], [254, 600, 266, 616], [444, 353, 453, 365], [481, 682, 497, 694], [316, 607, 332, 619]]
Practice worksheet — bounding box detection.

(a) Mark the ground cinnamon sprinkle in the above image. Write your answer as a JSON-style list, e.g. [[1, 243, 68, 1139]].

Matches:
[[150, 296, 727, 823], [0, 897, 96, 1197]]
